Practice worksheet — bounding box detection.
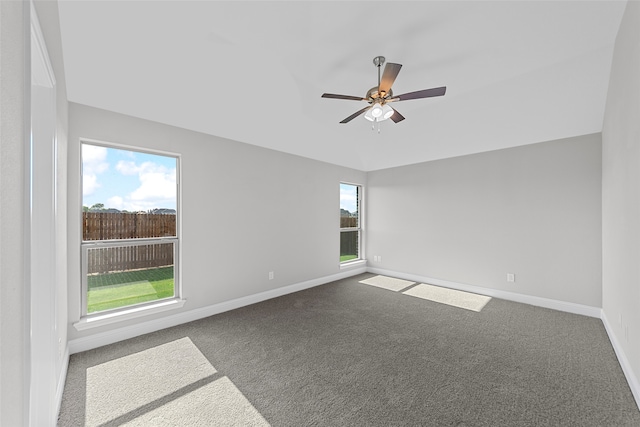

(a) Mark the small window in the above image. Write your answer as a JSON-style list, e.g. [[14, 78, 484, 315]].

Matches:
[[81, 142, 179, 315], [340, 183, 362, 263]]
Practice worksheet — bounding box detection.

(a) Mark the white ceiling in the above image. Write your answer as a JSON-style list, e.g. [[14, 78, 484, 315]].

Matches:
[[57, 1, 627, 171]]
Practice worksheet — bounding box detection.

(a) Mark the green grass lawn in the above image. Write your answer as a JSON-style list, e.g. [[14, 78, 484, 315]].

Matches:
[[340, 254, 358, 262], [87, 266, 174, 313]]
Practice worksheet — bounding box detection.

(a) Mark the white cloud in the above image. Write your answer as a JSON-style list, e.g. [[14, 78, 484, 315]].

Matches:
[[115, 160, 141, 175], [82, 145, 109, 196], [83, 174, 100, 197], [114, 160, 176, 211], [83, 145, 108, 166], [107, 196, 124, 210], [130, 163, 176, 200]]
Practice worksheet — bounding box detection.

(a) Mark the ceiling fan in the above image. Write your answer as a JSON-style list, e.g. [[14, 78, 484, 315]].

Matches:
[[321, 56, 446, 125]]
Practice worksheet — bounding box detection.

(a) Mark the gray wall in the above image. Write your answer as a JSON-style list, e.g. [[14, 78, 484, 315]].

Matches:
[[67, 103, 366, 341], [602, 0, 640, 391], [0, 2, 29, 425], [367, 134, 602, 307]]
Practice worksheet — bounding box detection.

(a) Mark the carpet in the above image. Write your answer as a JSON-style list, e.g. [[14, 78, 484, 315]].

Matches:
[[58, 273, 640, 426]]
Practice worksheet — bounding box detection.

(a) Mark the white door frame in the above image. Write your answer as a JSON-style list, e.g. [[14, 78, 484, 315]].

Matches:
[[30, 2, 58, 425]]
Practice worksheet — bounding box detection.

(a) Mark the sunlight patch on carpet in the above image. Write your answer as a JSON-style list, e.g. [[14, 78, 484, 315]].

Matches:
[[359, 275, 415, 292], [85, 337, 268, 426], [124, 376, 269, 426], [403, 284, 492, 312]]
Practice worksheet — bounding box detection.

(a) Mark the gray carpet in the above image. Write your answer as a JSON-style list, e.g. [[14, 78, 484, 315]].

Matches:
[[58, 273, 640, 426]]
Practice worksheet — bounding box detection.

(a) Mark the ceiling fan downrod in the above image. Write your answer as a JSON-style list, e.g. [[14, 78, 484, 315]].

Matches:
[[373, 56, 386, 134], [373, 56, 385, 91]]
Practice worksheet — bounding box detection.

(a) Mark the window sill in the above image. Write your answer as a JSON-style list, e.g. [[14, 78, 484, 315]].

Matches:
[[73, 298, 186, 331], [340, 259, 366, 270]]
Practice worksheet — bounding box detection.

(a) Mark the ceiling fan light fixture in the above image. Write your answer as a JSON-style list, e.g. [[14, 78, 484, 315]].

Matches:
[[371, 103, 383, 118], [382, 104, 394, 120], [364, 109, 375, 121]]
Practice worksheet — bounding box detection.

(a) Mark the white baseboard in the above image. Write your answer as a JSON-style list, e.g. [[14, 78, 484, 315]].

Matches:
[[68, 267, 366, 355], [366, 267, 602, 318], [55, 345, 70, 423], [601, 310, 640, 411]]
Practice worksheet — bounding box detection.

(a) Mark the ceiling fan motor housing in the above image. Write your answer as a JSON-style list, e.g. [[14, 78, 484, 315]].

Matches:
[[366, 87, 393, 103]]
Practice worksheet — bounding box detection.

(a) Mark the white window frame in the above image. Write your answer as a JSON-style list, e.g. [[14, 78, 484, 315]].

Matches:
[[340, 182, 364, 265], [79, 139, 182, 320]]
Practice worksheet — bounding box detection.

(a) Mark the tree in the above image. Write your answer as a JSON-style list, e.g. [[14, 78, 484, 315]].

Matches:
[[90, 203, 105, 211]]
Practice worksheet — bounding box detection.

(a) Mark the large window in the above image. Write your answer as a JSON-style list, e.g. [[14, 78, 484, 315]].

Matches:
[[340, 183, 361, 263], [81, 142, 179, 315]]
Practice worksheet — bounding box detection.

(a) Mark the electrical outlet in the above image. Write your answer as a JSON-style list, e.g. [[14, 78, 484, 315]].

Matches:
[[507, 273, 515, 282], [378, 255, 382, 262], [268, 271, 274, 280]]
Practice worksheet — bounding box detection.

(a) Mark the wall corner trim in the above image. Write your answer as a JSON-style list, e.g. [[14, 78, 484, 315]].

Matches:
[[68, 267, 366, 355], [601, 310, 640, 411]]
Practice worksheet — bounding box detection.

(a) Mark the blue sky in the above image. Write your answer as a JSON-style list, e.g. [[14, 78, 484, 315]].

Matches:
[[82, 144, 177, 211], [340, 183, 358, 214]]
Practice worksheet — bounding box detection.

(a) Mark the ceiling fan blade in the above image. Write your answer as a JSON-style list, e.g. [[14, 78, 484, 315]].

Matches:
[[322, 93, 367, 101], [389, 107, 405, 123], [379, 63, 402, 95], [340, 105, 372, 124], [392, 86, 446, 102]]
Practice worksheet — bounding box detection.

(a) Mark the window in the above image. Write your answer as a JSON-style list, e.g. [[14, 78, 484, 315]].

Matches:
[[340, 183, 362, 263], [81, 141, 179, 315]]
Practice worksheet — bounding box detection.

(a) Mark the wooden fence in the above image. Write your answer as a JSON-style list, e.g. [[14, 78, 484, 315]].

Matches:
[[83, 212, 176, 240], [88, 243, 174, 275], [83, 212, 176, 274], [340, 216, 358, 228]]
